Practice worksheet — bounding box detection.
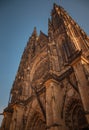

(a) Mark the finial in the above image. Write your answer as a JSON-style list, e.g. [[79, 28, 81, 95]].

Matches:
[[32, 27, 37, 37]]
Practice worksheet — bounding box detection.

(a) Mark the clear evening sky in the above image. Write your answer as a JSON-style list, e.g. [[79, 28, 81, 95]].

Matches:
[[0, 0, 89, 125]]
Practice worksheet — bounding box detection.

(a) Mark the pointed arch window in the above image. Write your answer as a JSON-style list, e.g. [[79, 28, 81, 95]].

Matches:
[[62, 40, 76, 63]]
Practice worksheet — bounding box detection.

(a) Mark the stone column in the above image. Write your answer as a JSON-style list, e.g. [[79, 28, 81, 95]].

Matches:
[[45, 79, 63, 130], [10, 104, 24, 130], [71, 56, 89, 123], [1, 112, 12, 130]]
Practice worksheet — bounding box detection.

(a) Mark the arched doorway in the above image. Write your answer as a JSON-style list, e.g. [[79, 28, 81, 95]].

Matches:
[[26, 111, 46, 130], [65, 98, 89, 130]]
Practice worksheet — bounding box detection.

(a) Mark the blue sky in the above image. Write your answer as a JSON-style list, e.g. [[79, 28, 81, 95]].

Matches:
[[0, 0, 89, 125]]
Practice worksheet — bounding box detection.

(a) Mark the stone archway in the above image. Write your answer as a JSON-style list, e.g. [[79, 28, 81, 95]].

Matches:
[[29, 112, 46, 130], [65, 98, 88, 130], [26, 110, 46, 130]]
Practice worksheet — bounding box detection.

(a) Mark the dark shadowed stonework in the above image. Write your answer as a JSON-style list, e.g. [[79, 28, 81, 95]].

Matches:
[[1, 3, 89, 130]]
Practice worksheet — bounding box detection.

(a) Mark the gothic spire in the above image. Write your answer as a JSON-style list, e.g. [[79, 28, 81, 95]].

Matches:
[[52, 3, 62, 16], [48, 18, 54, 41], [32, 27, 37, 35], [49, 3, 89, 54], [31, 27, 38, 39]]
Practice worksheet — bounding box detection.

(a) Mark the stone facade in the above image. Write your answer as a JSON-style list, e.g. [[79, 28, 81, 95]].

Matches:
[[1, 3, 89, 130]]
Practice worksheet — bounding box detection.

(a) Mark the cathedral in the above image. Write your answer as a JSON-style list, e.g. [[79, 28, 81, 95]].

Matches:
[[1, 3, 89, 130]]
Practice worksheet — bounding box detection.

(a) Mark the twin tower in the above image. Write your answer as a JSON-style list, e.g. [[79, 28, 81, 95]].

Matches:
[[1, 3, 89, 130]]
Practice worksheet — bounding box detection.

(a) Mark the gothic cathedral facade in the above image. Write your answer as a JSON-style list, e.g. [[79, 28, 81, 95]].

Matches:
[[1, 3, 89, 130]]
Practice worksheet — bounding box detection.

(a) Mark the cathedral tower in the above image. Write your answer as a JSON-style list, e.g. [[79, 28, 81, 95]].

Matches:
[[1, 3, 89, 130]]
